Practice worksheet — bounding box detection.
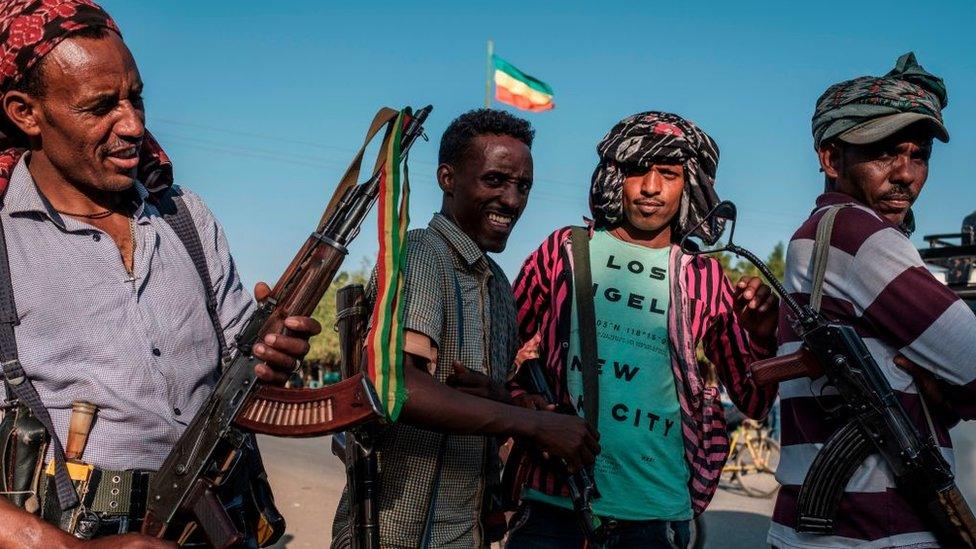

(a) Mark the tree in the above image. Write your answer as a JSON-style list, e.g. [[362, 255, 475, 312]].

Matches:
[[766, 241, 786, 283], [306, 260, 371, 366], [718, 242, 786, 285]]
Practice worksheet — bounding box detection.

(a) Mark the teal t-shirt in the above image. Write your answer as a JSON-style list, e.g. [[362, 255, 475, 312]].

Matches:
[[526, 229, 692, 521]]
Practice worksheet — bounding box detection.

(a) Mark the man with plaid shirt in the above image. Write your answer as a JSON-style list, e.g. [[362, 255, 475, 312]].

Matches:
[[332, 109, 600, 548]]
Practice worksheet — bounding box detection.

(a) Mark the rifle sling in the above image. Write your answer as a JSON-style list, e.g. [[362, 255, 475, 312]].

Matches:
[[797, 204, 857, 531], [0, 215, 78, 511], [155, 191, 229, 363], [319, 108, 401, 229], [421, 260, 464, 548], [570, 227, 599, 430], [809, 204, 850, 313]]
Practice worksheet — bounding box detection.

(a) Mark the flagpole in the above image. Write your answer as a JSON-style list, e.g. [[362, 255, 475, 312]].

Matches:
[[485, 39, 494, 108]]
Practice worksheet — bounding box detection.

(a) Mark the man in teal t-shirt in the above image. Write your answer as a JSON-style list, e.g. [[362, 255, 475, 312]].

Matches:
[[525, 230, 691, 522], [507, 112, 780, 549]]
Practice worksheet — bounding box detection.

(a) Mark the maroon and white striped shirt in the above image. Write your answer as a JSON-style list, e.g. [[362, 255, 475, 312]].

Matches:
[[769, 193, 976, 548], [512, 226, 777, 515]]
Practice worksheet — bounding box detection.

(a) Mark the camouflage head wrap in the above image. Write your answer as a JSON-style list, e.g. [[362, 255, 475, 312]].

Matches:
[[812, 52, 949, 148], [590, 111, 723, 244]]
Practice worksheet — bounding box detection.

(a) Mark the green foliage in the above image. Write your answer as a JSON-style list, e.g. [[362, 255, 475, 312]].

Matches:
[[698, 243, 786, 383], [306, 261, 371, 366], [718, 242, 786, 284]]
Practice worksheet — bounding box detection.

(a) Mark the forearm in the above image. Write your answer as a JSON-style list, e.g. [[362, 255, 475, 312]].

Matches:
[[0, 497, 76, 549], [399, 356, 536, 439], [708, 317, 778, 419]]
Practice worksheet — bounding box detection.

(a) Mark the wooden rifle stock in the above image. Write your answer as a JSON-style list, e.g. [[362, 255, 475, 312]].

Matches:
[[935, 485, 976, 547], [334, 284, 380, 549], [143, 106, 430, 546], [750, 347, 823, 386], [184, 479, 243, 549]]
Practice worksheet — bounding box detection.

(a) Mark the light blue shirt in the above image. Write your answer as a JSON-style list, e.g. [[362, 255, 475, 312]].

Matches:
[[2, 155, 254, 470]]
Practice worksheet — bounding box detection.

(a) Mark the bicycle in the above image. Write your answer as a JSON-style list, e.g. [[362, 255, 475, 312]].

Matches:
[[721, 418, 781, 498]]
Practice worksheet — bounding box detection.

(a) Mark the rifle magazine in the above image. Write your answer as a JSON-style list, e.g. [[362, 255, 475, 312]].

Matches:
[[796, 421, 873, 534]]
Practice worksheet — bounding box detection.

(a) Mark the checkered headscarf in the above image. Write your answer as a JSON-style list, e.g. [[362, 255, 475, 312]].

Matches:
[[590, 111, 723, 244], [0, 0, 172, 193]]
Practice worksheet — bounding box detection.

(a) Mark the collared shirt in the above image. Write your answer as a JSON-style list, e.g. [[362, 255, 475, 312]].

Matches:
[[769, 193, 976, 549], [333, 213, 518, 548], [1, 155, 254, 471]]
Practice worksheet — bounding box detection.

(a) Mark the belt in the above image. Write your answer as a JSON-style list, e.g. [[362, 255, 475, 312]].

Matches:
[[525, 500, 686, 531], [38, 467, 154, 537], [602, 516, 683, 530]]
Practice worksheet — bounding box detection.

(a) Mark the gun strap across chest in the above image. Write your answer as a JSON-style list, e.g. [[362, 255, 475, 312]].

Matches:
[[154, 191, 229, 362], [0, 188, 227, 512], [814, 205, 944, 446], [0, 216, 79, 511], [809, 204, 851, 313], [420, 268, 464, 548], [570, 226, 599, 430]]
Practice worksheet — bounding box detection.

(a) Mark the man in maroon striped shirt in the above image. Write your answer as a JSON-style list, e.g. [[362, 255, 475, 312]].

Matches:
[[769, 53, 976, 548]]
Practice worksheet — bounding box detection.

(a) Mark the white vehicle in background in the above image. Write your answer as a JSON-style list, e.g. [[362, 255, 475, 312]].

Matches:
[[921, 217, 976, 509], [920, 223, 975, 313]]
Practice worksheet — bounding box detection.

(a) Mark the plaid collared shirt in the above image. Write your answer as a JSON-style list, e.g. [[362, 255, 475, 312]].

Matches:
[[334, 213, 518, 548]]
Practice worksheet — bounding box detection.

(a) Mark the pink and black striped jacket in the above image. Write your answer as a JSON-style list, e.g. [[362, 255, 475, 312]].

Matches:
[[511, 226, 778, 515]]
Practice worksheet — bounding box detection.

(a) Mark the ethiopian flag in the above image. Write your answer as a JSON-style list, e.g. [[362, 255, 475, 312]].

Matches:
[[492, 55, 554, 112], [366, 110, 410, 421]]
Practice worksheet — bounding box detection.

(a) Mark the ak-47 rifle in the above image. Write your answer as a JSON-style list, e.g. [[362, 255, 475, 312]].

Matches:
[[332, 283, 380, 549], [503, 358, 606, 547], [681, 201, 976, 548], [141, 105, 433, 547]]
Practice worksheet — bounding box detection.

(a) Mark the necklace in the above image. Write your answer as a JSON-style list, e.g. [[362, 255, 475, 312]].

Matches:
[[54, 207, 114, 219], [124, 216, 139, 291]]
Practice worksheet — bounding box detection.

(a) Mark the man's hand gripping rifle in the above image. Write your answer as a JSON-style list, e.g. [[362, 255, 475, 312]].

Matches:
[[506, 358, 607, 547], [682, 201, 976, 548], [141, 106, 432, 548]]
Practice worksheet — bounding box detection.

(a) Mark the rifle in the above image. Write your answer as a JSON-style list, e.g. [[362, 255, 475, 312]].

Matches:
[[502, 358, 606, 547], [332, 283, 380, 549], [680, 201, 976, 548], [141, 105, 432, 547]]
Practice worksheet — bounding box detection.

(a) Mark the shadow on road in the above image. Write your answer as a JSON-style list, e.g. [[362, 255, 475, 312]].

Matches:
[[267, 533, 294, 549], [701, 510, 771, 549]]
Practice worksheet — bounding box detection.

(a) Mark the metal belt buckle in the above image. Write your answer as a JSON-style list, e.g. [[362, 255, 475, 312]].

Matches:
[[1, 359, 24, 385], [73, 510, 100, 540]]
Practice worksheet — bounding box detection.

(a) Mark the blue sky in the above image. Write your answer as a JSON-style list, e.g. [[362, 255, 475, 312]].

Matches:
[[101, 1, 975, 288]]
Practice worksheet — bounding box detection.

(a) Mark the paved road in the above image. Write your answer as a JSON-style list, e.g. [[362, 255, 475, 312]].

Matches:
[[259, 435, 343, 549], [260, 422, 976, 548]]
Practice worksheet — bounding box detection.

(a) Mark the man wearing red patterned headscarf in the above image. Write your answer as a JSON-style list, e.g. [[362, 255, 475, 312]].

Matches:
[[0, 1, 320, 546]]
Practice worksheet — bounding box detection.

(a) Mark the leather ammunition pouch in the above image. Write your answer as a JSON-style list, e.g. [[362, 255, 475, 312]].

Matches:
[[0, 401, 49, 513], [232, 436, 286, 547]]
